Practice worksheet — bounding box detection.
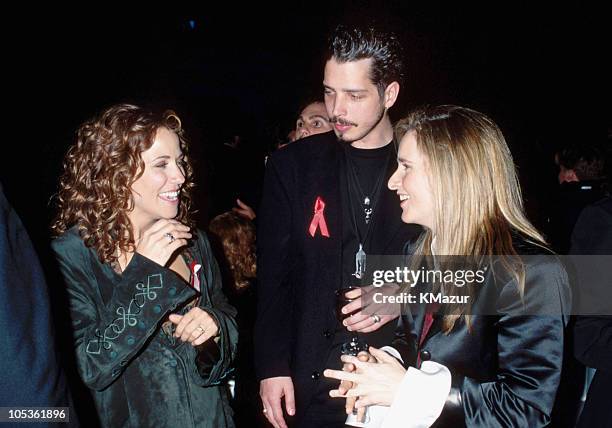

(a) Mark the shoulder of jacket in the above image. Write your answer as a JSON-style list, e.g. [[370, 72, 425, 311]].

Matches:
[[51, 226, 86, 253], [268, 131, 338, 165]]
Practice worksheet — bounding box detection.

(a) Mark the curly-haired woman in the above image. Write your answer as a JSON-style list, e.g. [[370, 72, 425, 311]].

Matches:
[[51, 103, 237, 428]]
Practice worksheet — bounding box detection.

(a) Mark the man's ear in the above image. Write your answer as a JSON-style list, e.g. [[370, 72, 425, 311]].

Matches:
[[383, 81, 400, 109]]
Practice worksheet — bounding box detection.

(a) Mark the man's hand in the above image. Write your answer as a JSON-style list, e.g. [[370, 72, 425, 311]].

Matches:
[[341, 286, 400, 333], [260, 376, 295, 428]]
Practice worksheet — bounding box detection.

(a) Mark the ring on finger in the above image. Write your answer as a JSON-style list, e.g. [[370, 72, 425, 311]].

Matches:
[[371, 314, 381, 323], [164, 232, 176, 243]]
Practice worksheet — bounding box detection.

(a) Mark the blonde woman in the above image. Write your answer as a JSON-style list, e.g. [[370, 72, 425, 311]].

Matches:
[[325, 105, 570, 427]]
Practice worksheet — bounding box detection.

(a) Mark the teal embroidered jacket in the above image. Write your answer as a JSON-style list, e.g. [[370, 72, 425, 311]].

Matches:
[[52, 227, 237, 428]]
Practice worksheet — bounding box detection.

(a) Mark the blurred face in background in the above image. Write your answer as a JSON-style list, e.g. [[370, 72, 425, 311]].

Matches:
[[295, 102, 332, 140], [555, 153, 579, 184]]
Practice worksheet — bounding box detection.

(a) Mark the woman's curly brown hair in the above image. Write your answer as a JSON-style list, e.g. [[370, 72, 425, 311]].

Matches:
[[208, 212, 256, 293], [51, 103, 195, 263]]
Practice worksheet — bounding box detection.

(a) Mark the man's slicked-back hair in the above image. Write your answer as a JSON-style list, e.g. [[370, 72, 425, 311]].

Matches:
[[326, 23, 404, 96]]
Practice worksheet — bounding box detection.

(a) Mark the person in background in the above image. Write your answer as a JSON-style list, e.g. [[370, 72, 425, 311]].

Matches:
[[276, 99, 332, 152], [209, 211, 264, 427], [209, 211, 257, 296], [547, 145, 607, 253], [294, 100, 332, 141], [1, 182, 78, 427], [571, 196, 612, 427]]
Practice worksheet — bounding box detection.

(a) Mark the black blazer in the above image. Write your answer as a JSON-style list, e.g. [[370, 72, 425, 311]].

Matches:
[[254, 132, 419, 415], [571, 197, 612, 427], [394, 242, 571, 427]]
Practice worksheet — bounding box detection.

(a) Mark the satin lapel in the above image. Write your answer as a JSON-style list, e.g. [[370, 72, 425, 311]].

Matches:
[[412, 298, 428, 344]]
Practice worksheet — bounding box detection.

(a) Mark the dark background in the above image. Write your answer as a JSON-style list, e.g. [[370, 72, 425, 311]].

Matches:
[[0, 3, 607, 424], [2, 2, 608, 247]]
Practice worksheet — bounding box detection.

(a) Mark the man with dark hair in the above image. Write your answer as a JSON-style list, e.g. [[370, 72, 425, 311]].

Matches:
[[294, 100, 332, 141], [557, 146, 606, 184], [548, 145, 608, 253], [325, 25, 404, 98], [255, 24, 418, 428]]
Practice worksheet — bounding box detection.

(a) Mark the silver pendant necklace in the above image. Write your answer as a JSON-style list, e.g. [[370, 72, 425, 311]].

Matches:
[[354, 243, 367, 279], [364, 197, 373, 224], [346, 148, 391, 279]]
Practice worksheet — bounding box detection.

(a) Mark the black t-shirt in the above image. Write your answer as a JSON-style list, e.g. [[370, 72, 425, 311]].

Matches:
[[341, 142, 394, 288], [337, 141, 397, 347]]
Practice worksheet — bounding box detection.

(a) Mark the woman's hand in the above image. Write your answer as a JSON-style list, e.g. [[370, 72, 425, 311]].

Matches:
[[324, 347, 406, 408], [338, 351, 377, 422], [232, 198, 256, 220], [135, 219, 192, 266], [168, 307, 219, 346]]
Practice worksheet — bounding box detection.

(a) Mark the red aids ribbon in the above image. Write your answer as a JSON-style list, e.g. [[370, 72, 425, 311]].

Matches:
[[189, 260, 202, 292], [308, 197, 330, 238]]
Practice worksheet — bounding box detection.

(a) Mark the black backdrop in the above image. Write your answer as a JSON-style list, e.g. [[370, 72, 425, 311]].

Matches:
[[1, 3, 608, 424], [2, 2, 608, 255]]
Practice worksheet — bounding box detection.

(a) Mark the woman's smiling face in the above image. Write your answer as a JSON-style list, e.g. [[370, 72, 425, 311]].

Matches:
[[388, 130, 435, 231], [129, 127, 186, 231]]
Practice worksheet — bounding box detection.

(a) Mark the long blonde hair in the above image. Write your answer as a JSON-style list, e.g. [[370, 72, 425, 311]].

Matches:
[[396, 105, 547, 332]]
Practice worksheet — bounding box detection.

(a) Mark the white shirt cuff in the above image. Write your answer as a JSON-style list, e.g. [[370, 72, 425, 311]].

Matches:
[[344, 347, 451, 428], [382, 360, 451, 428], [344, 347, 402, 428]]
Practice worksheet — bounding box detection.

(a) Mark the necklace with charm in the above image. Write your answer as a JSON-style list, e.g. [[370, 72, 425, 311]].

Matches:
[[345, 148, 390, 279], [363, 197, 373, 224], [347, 154, 387, 226]]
